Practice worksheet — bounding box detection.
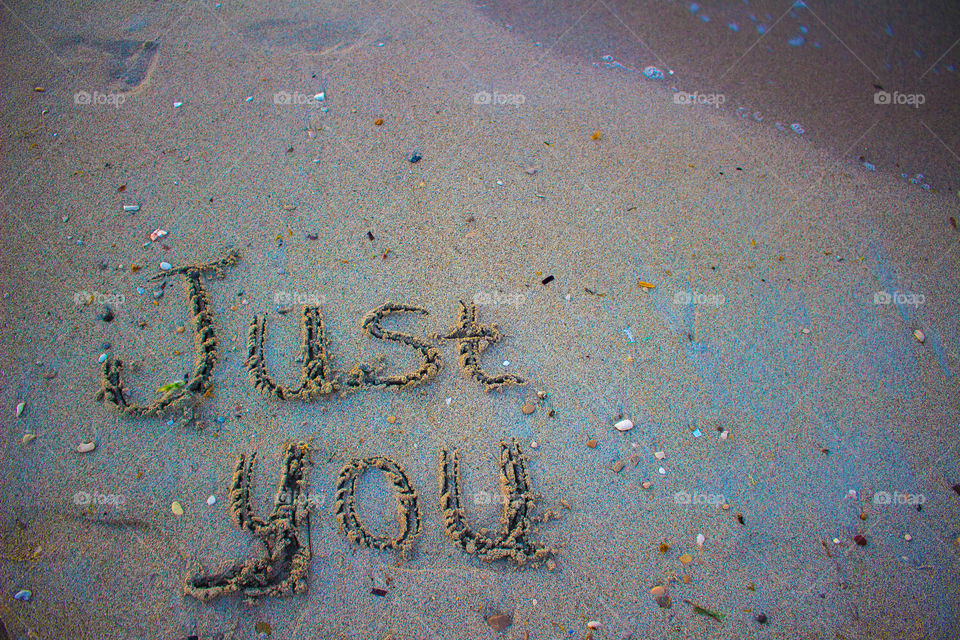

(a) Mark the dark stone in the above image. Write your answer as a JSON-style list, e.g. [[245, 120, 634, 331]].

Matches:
[[755, 613, 767, 623]]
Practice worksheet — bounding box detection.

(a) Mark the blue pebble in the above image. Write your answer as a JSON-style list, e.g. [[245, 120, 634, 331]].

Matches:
[[884, 24, 893, 36], [728, 22, 739, 32], [217, 416, 225, 423], [137, 287, 145, 295], [757, 25, 767, 34], [788, 36, 804, 46], [14, 590, 31, 601], [700, 15, 710, 22], [689, 3, 699, 13], [693, 429, 702, 438], [799, 25, 808, 33]]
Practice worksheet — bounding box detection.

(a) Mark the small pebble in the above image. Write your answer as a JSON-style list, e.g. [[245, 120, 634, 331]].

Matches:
[[160, 262, 172, 270], [123, 204, 140, 212], [21, 433, 36, 445], [14, 590, 31, 602], [486, 612, 512, 632], [642, 481, 651, 489], [904, 534, 912, 541], [643, 65, 664, 80], [98, 353, 108, 363], [614, 419, 634, 432], [173, 101, 183, 108], [314, 92, 325, 101], [658, 467, 666, 475], [386, 415, 397, 424], [650, 585, 665, 598], [680, 553, 692, 564], [76, 441, 95, 453], [756, 613, 768, 624], [587, 439, 597, 448], [409, 152, 422, 163], [853, 534, 867, 546], [682, 574, 691, 584], [521, 404, 535, 415], [802, 327, 811, 334], [16, 401, 25, 417], [587, 621, 601, 629], [171, 501, 184, 516], [530, 440, 538, 449], [913, 329, 925, 343], [696, 533, 705, 546], [655, 451, 665, 459], [207, 495, 217, 506]]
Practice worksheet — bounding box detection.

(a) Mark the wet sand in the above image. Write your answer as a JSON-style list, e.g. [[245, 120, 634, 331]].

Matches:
[[1, 0, 958, 639]]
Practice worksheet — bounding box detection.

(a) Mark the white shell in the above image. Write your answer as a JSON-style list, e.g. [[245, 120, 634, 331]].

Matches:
[[655, 451, 666, 459], [206, 495, 217, 506], [614, 419, 634, 432], [76, 441, 96, 453], [16, 402, 25, 416], [696, 533, 705, 546]]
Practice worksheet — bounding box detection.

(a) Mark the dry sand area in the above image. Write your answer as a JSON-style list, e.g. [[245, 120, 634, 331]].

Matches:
[[0, 0, 958, 639]]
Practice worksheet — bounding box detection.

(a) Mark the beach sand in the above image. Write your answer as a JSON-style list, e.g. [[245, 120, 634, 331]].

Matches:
[[1, 0, 958, 638]]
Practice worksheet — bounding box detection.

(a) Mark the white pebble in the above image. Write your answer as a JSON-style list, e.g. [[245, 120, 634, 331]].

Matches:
[[913, 329, 925, 343], [16, 401, 25, 417], [171, 501, 184, 516], [802, 327, 810, 334], [98, 353, 108, 363], [904, 534, 912, 541], [76, 441, 96, 453], [614, 419, 634, 432], [173, 101, 183, 108], [720, 430, 729, 440], [314, 92, 325, 101], [123, 204, 140, 212], [160, 262, 172, 270], [654, 451, 665, 459], [587, 621, 600, 629], [658, 466, 666, 475], [530, 440, 538, 449], [207, 495, 217, 506], [696, 533, 705, 546]]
